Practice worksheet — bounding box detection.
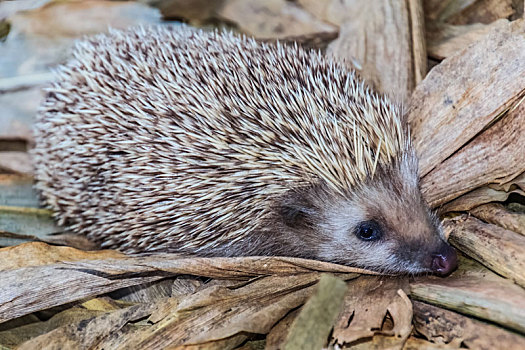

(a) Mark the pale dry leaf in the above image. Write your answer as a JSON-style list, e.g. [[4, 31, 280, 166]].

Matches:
[[408, 19, 525, 177], [444, 215, 525, 287], [331, 276, 412, 348], [0, 87, 43, 140], [413, 301, 525, 349], [297, 0, 350, 26], [8, 0, 160, 38], [421, 97, 525, 207], [217, 0, 336, 39], [0, 152, 32, 174], [327, 0, 426, 104], [426, 19, 508, 60]]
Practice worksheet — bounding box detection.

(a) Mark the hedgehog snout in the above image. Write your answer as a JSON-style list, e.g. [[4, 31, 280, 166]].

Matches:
[[429, 242, 457, 276]]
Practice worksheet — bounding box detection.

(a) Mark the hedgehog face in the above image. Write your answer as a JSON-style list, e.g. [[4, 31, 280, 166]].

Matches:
[[317, 159, 456, 275], [277, 154, 457, 276]]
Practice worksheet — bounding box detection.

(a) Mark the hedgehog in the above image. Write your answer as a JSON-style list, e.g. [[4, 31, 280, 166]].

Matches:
[[32, 25, 457, 275]]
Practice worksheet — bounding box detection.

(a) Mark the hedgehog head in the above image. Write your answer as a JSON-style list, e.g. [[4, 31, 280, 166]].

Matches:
[[269, 146, 457, 275]]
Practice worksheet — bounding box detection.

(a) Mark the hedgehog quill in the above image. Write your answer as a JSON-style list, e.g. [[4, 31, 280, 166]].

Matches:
[[33, 26, 457, 275]]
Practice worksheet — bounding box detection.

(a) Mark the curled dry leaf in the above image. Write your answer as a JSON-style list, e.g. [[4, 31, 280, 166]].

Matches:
[[410, 257, 525, 333], [413, 301, 525, 349], [409, 19, 525, 179], [331, 276, 412, 348], [217, 0, 336, 39], [440, 184, 525, 212], [327, 0, 426, 104], [444, 215, 525, 287], [470, 203, 525, 236], [0, 242, 369, 323]]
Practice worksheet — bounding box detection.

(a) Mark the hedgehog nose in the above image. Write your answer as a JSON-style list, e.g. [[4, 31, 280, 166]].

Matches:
[[431, 243, 457, 276]]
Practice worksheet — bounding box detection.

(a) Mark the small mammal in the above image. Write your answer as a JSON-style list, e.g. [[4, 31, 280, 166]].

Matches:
[[33, 26, 457, 275]]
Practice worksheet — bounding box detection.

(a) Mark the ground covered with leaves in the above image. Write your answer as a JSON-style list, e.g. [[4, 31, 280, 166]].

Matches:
[[0, 0, 524, 349]]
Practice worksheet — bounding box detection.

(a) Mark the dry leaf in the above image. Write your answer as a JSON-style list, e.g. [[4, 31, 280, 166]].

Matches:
[[422, 97, 525, 207], [0, 241, 124, 271], [444, 215, 525, 287], [413, 301, 525, 349], [446, 0, 516, 25], [266, 309, 300, 350], [0, 243, 370, 323], [17, 303, 155, 350], [99, 274, 337, 348], [217, 0, 336, 39], [410, 257, 525, 333], [409, 19, 525, 178], [0, 205, 63, 244], [8, 1, 160, 38], [440, 185, 525, 212], [282, 274, 347, 350], [331, 276, 412, 348], [470, 203, 525, 235], [0, 175, 38, 208], [426, 19, 508, 60], [0, 307, 106, 348], [296, 0, 349, 26], [327, 0, 426, 104], [0, 152, 32, 174], [0, 87, 43, 141]]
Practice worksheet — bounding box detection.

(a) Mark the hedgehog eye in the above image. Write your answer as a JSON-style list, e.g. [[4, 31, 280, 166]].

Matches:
[[355, 220, 383, 241]]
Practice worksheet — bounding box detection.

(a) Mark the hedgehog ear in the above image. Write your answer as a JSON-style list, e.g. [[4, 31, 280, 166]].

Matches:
[[278, 195, 316, 229]]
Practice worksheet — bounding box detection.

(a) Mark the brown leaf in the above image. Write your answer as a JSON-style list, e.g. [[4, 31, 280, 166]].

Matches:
[[8, 1, 160, 38], [17, 303, 155, 350], [331, 276, 412, 348], [422, 97, 525, 208], [408, 19, 525, 178], [0, 242, 124, 271], [0, 243, 370, 323], [440, 184, 525, 212], [217, 0, 336, 39], [470, 203, 525, 235], [327, 0, 427, 104], [410, 257, 525, 333], [413, 301, 525, 349], [426, 20, 508, 60], [101, 274, 340, 348], [447, 0, 516, 25], [444, 215, 525, 287]]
